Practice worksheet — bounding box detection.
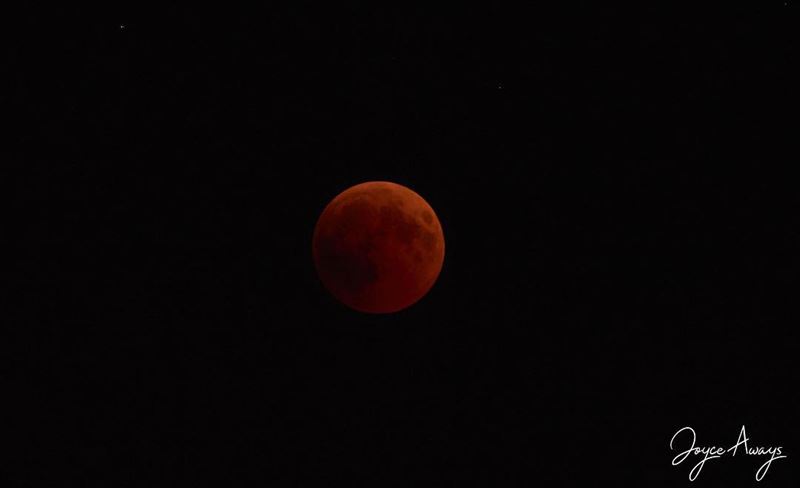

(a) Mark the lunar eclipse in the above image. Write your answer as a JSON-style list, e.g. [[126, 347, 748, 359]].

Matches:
[[312, 181, 445, 313]]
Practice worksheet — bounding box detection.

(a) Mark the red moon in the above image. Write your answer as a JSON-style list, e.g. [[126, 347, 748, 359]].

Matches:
[[312, 181, 445, 313]]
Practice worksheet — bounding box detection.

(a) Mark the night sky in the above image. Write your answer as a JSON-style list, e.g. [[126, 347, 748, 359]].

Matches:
[[8, 5, 799, 486]]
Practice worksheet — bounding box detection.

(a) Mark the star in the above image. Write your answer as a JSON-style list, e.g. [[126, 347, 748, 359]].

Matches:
[[119, 24, 126, 30]]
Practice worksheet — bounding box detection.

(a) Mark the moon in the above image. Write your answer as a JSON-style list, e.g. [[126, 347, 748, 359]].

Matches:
[[312, 181, 445, 313]]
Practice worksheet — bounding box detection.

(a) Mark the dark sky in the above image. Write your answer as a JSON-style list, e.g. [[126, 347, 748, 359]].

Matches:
[[8, 5, 799, 486]]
